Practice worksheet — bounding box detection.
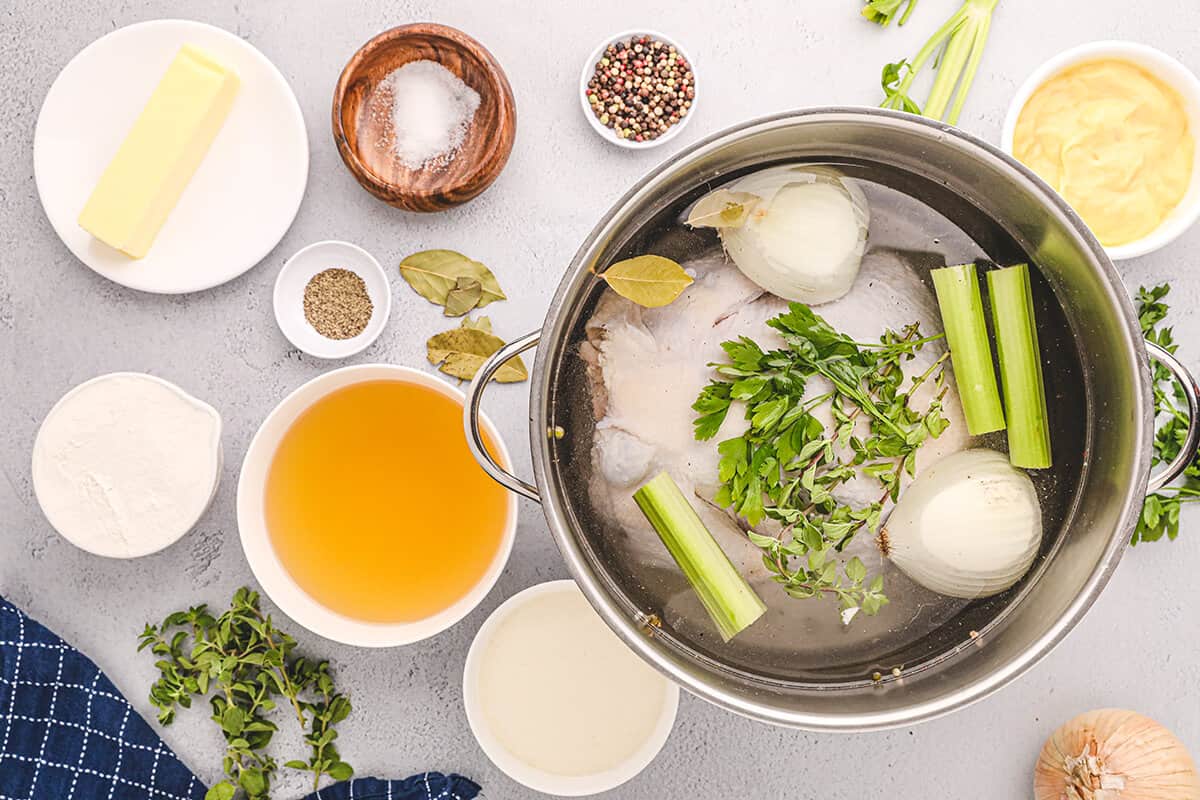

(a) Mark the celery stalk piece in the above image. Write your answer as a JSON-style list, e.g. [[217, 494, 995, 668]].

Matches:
[[931, 263, 1006, 435], [633, 472, 766, 642], [987, 264, 1053, 469]]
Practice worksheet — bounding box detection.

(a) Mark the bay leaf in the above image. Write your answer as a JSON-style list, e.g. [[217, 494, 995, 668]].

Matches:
[[460, 315, 493, 333], [399, 250, 506, 310], [686, 190, 760, 229], [426, 327, 528, 383], [600, 255, 693, 308], [444, 276, 483, 316]]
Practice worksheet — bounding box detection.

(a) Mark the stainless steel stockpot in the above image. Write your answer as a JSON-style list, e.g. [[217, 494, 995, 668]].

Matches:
[[463, 109, 1200, 731]]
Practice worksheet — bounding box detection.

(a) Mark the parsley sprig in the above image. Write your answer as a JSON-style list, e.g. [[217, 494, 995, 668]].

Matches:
[[138, 588, 353, 800], [693, 303, 949, 618], [1135, 284, 1200, 544]]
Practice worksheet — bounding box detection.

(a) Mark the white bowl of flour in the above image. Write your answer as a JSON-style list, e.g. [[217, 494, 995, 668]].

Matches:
[[32, 372, 222, 558]]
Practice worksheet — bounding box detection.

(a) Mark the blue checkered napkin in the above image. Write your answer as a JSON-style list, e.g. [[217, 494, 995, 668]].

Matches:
[[0, 599, 481, 800], [0, 598, 204, 800], [299, 776, 481, 800]]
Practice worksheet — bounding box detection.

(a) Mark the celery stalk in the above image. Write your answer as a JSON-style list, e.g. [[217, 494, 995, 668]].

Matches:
[[987, 264, 1052, 468], [633, 472, 766, 641], [931, 263, 1006, 434]]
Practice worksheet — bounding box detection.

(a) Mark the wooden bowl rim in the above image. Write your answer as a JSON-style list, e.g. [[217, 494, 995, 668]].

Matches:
[[332, 22, 516, 206]]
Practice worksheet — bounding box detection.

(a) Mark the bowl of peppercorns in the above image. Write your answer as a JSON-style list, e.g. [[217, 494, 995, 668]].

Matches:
[[580, 31, 697, 149]]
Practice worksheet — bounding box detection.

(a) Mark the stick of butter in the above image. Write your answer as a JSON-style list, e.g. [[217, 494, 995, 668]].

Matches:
[[78, 45, 240, 259]]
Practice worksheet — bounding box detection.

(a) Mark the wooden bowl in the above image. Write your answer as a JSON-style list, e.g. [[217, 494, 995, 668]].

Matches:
[[332, 23, 516, 212]]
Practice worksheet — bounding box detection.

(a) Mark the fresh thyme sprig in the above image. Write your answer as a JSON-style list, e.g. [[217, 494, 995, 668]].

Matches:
[[693, 302, 949, 619], [1135, 284, 1200, 544], [138, 588, 353, 800]]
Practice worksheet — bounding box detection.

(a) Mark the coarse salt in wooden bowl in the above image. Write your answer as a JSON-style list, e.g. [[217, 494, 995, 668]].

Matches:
[[332, 23, 516, 212]]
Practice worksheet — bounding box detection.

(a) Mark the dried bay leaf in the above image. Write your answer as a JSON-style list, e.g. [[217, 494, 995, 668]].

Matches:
[[426, 327, 528, 383], [444, 276, 483, 316], [399, 250, 505, 310], [686, 189, 760, 229], [460, 316, 493, 333], [600, 254, 693, 308]]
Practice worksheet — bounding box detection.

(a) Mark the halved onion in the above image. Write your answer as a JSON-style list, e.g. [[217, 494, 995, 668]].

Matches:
[[880, 448, 1042, 598], [719, 166, 870, 305]]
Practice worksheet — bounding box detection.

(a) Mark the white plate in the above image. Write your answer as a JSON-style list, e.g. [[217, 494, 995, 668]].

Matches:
[[273, 240, 392, 360], [34, 19, 309, 294]]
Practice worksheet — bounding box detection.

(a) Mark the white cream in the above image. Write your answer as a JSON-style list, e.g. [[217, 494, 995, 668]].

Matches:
[[472, 584, 675, 783], [32, 373, 222, 558]]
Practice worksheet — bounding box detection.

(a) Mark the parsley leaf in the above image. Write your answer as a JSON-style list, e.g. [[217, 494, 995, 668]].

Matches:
[[1134, 284, 1200, 544], [695, 302, 949, 620]]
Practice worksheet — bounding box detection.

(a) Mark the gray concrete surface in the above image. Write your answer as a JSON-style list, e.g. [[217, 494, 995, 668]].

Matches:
[[3, 1, 1200, 797]]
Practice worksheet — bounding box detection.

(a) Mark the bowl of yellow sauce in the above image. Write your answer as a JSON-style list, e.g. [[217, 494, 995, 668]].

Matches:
[[1002, 41, 1200, 260], [237, 364, 517, 646]]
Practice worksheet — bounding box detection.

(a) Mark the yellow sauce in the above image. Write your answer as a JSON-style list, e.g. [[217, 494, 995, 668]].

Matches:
[[1013, 59, 1194, 246]]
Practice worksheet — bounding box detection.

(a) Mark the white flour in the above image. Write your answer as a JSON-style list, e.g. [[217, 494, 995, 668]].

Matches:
[[32, 373, 222, 558]]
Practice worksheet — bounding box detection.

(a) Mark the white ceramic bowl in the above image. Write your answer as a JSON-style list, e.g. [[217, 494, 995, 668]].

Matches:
[[463, 580, 680, 796], [32, 372, 222, 558], [273, 240, 391, 359], [579, 29, 697, 150], [1001, 41, 1200, 261], [236, 364, 517, 647]]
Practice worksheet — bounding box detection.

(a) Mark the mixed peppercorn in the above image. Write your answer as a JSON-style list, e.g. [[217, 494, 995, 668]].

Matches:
[[585, 35, 695, 143]]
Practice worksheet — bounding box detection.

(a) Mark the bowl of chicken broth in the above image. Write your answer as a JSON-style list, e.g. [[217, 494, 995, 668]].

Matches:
[[237, 364, 517, 646]]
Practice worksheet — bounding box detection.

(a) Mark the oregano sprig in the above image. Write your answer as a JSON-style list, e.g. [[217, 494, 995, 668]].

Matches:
[[138, 588, 353, 800], [693, 302, 949, 620]]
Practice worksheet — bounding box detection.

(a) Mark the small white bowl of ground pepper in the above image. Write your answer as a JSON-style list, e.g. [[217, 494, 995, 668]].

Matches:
[[580, 30, 697, 149], [273, 240, 391, 360]]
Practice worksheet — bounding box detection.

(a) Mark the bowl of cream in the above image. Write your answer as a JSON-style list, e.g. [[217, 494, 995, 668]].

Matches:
[[1002, 41, 1200, 260], [463, 580, 679, 795], [32, 372, 222, 558]]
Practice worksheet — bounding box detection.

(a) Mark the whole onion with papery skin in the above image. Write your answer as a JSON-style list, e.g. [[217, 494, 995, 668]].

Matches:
[[718, 166, 870, 305], [879, 448, 1042, 598], [1034, 709, 1200, 800]]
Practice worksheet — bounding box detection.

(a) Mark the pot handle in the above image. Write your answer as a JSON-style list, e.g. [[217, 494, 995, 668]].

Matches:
[[1145, 340, 1200, 493], [464, 331, 542, 503]]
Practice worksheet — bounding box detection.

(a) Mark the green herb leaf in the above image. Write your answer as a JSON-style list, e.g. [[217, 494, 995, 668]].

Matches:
[[696, 302, 949, 621], [1134, 283, 1200, 545], [880, 60, 922, 114], [686, 190, 761, 229], [205, 782, 237, 800], [239, 767, 267, 797], [426, 327, 528, 383], [443, 277, 483, 317], [327, 762, 354, 781], [399, 250, 506, 310], [600, 255, 693, 308], [139, 588, 354, 798]]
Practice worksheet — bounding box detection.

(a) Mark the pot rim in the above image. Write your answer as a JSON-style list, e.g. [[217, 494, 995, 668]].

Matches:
[[528, 107, 1151, 731]]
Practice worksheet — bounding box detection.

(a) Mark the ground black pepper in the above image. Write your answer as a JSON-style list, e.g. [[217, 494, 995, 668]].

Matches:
[[584, 35, 694, 143], [303, 268, 373, 340]]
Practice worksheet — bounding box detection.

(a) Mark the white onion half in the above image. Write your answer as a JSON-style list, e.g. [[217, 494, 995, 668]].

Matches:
[[880, 448, 1042, 599], [720, 166, 870, 304]]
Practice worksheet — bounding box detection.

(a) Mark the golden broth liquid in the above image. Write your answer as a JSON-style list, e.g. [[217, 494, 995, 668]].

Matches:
[[265, 379, 509, 623]]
